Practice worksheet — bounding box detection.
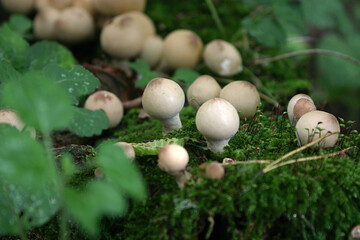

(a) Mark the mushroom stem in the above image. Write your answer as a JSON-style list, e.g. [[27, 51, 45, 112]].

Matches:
[[171, 170, 192, 188], [160, 113, 182, 136], [205, 137, 231, 153]]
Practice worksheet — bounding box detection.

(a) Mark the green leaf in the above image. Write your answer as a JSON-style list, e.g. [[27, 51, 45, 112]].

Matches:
[[132, 138, 189, 156], [172, 68, 200, 86], [0, 180, 59, 235], [61, 154, 77, 178], [68, 107, 109, 137], [1, 71, 74, 133], [8, 14, 32, 36], [64, 181, 127, 236], [124, 59, 158, 87], [25, 41, 76, 70], [0, 25, 29, 70], [0, 60, 21, 84], [273, 1, 306, 35], [96, 144, 147, 201], [43, 64, 100, 105], [242, 16, 286, 47]]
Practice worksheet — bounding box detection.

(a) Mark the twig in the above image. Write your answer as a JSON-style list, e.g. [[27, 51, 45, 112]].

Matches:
[[123, 96, 142, 109], [205, 0, 226, 38], [254, 49, 360, 66], [223, 160, 271, 165]]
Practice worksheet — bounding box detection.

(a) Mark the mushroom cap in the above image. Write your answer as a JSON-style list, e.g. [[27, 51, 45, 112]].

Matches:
[[35, 0, 73, 10], [350, 225, 360, 240], [203, 40, 242, 76], [33, 7, 60, 40], [204, 161, 225, 179], [114, 142, 135, 159], [293, 98, 316, 121], [295, 110, 340, 148], [187, 75, 221, 110], [93, 0, 146, 16], [55, 6, 95, 44], [140, 35, 164, 68], [219, 81, 260, 119], [163, 29, 203, 70], [142, 78, 185, 120], [0, 109, 36, 138], [100, 14, 146, 59], [158, 144, 189, 173], [73, 0, 95, 15], [287, 93, 314, 125], [1, 0, 34, 14], [196, 98, 239, 140], [84, 90, 124, 128], [125, 11, 155, 38]]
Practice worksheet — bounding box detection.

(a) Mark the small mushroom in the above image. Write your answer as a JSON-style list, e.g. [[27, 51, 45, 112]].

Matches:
[[196, 98, 240, 153], [140, 35, 164, 69], [203, 40, 243, 76], [287, 93, 316, 125], [163, 29, 203, 70], [1, 0, 34, 14], [187, 75, 221, 110], [35, 0, 73, 10], [0, 109, 36, 138], [54, 6, 95, 44], [142, 77, 185, 136], [33, 7, 60, 40], [114, 141, 135, 159], [158, 144, 190, 188], [349, 225, 360, 240], [125, 11, 155, 38], [203, 161, 225, 180], [73, 0, 95, 15], [219, 81, 260, 119], [92, 0, 146, 16], [295, 110, 340, 148], [84, 90, 124, 129]]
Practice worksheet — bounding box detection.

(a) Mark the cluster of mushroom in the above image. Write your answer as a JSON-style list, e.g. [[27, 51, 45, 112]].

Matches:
[[287, 93, 340, 148]]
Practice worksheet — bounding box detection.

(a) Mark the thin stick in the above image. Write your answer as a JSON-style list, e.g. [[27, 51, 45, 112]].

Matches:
[[205, 0, 226, 38], [123, 96, 142, 109], [223, 160, 271, 165], [254, 49, 360, 66], [263, 146, 354, 173]]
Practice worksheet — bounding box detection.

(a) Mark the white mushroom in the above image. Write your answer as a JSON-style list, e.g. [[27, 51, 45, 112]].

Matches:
[[33, 7, 60, 40], [287, 93, 316, 125], [35, 0, 73, 10], [196, 98, 240, 153], [1, 0, 34, 14], [163, 29, 203, 70], [84, 90, 124, 129], [187, 75, 221, 110], [140, 35, 164, 68], [219, 81, 260, 119], [142, 78, 185, 136], [203, 161, 225, 180], [203, 40, 243, 76], [114, 141, 135, 159], [0, 109, 36, 138], [350, 225, 360, 240], [295, 110, 340, 148], [92, 0, 146, 16]]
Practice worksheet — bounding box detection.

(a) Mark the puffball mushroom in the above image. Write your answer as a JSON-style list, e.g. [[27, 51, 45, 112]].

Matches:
[[1, 0, 34, 14], [35, 0, 73, 10], [158, 144, 190, 188], [84, 90, 124, 128], [287, 93, 316, 125], [204, 161, 225, 180], [196, 98, 240, 153], [0, 109, 36, 138], [114, 142, 135, 159], [54, 6, 95, 44], [140, 35, 164, 68], [350, 225, 360, 240], [187, 75, 221, 110], [203, 40, 243, 76], [142, 78, 185, 136], [295, 110, 340, 148], [219, 81, 260, 119], [33, 7, 60, 40], [93, 0, 146, 16], [163, 29, 203, 70]]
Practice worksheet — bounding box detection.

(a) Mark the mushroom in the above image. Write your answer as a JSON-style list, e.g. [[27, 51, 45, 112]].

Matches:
[[158, 144, 190, 188], [203, 40, 243, 76], [84, 90, 124, 129], [33, 7, 60, 40], [140, 35, 164, 68], [219, 81, 260, 119], [350, 225, 360, 240], [92, 0, 146, 16], [125, 11, 155, 38], [114, 141, 135, 159], [73, 0, 95, 15], [196, 98, 240, 153], [0, 109, 36, 138], [295, 110, 340, 148], [187, 75, 221, 110], [54, 6, 95, 44], [35, 0, 73, 10], [203, 161, 225, 180], [163, 29, 203, 70], [287, 93, 316, 125], [142, 77, 185, 136], [1, 0, 34, 14]]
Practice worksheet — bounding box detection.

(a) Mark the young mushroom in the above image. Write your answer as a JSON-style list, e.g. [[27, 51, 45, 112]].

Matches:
[[219, 81, 260, 119], [295, 110, 340, 148], [0, 109, 36, 138], [84, 90, 124, 129], [33, 7, 60, 40], [158, 144, 190, 188], [287, 93, 316, 125], [187, 75, 221, 111], [142, 77, 185, 136], [203, 40, 243, 76], [196, 98, 240, 153], [201, 161, 225, 180], [350, 225, 360, 240], [114, 141, 135, 160], [140, 35, 164, 69]]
